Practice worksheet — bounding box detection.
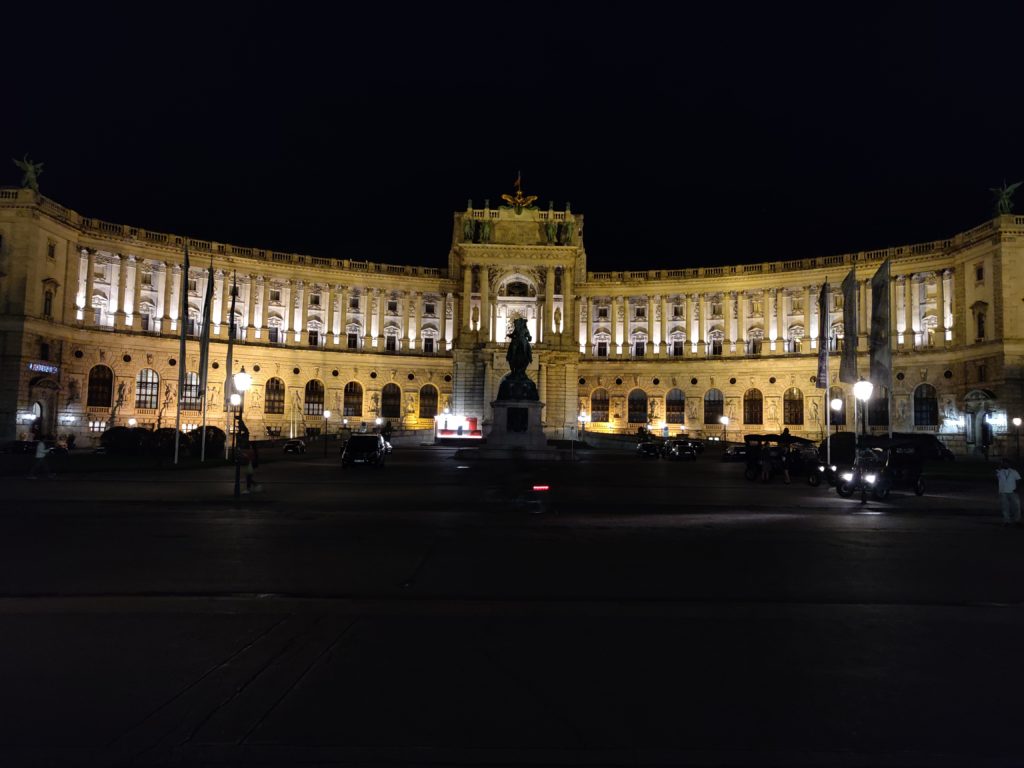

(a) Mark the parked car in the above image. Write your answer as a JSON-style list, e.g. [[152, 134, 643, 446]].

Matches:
[[342, 433, 387, 467], [721, 443, 748, 462], [283, 439, 306, 454], [636, 440, 661, 458], [661, 439, 698, 460]]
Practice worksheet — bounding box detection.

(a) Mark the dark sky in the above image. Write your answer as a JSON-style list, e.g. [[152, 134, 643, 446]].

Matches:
[[6, 3, 1024, 272]]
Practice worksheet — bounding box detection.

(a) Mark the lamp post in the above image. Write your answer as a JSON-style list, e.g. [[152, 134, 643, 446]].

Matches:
[[853, 379, 873, 460], [232, 366, 252, 499], [128, 418, 137, 428], [720, 415, 730, 445], [830, 397, 843, 434], [375, 416, 382, 433], [323, 409, 331, 456], [1014, 416, 1021, 463]]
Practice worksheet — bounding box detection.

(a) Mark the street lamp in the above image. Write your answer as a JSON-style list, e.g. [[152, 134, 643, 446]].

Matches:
[[323, 409, 331, 456], [720, 415, 730, 444], [1013, 416, 1021, 463], [232, 366, 252, 499], [830, 397, 843, 434], [128, 418, 137, 428], [375, 416, 382, 432], [853, 379, 873, 460]]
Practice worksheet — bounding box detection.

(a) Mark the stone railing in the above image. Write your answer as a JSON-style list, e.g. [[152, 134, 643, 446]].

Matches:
[[0, 187, 449, 280]]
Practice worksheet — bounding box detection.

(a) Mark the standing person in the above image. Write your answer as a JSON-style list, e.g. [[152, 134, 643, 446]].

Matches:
[[996, 458, 1021, 526], [760, 441, 772, 483], [28, 439, 49, 479], [781, 447, 792, 484], [243, 443, 261, 494]]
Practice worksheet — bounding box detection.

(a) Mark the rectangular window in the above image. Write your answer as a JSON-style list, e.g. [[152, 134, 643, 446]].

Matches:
[[40, 343, 50, 361], [673, 341, 684, 356], [711, 302, 722, 317], [309, 294, 321, 306], [43, 291, 53, 318], [141, 314, 150, 331], [347, 333, 358, 349], [350, 297, 360, 310], [597, 341, 608, 357], [425, 302, 435, 315], [597, 307, 608, 320], [635, 307, 645, 320], [47, 242, 56, 260], [188, 278, 197, 293], [270, 289, 281, 303], [385, 335, 397, 352], [187, 318, 198, 337], [711, 340, 723, 356], [978, 364, 987, 381], [88, 420, 107, 433], [423, 337, 434, 353], [975, 265, 984, 282], [673, 305, 683, 318], [634, 341, 645, 357], [265, 426, 282, 437], [308, 331, 319, 346], [269, 327, 280, 343], [387, 300, 398, 313], [141, 272, 153, 287]]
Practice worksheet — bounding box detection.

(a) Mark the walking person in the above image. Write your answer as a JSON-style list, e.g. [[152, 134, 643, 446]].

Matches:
[[27, 439, 49, 479], [996, 458, 1021, 526], [243, 443, 262, 494]]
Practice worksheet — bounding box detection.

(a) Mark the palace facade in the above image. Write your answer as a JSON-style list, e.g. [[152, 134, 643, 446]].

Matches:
[[1, 185, 1022, 455]]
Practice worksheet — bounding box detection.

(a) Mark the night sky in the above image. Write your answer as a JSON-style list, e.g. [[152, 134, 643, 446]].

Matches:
[[6, 4, 1024, 272]]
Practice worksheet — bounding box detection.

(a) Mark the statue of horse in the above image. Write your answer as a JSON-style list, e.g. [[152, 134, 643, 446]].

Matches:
[[506, 318, 532, 377]]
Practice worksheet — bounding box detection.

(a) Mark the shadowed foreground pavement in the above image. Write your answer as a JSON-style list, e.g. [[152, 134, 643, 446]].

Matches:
[[0, 446, 1020, 766]]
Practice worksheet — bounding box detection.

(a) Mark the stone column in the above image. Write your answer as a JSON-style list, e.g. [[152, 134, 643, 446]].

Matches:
[[257, 277, 268, 339], [244, 276, 256, 337], [646, 294, 656, 354], [895, 274, 907, 345], [768, 288, 778, 351], [125, 255, 139, 329], [223, 273, 236, 329], [728, 291, 739, 353], [545, 266, 556, 337], [160, 261, 173, 332], [660, 294, 669, 355], [296, 281, 309, 343], [563, 268, 574, 339], [698, 293, 707, 355], [339, 286, 349, 346], [362, 290, 373, 349], [324, 284, 334, 344], [462, 267, 473, 333], [804, 285, 813, 351], [114, 254, 128, 326], [376, 288, 386, 349], [400, 291, 410, 350], [280, 280, 291, 337], [586, 297, 594, 356], [889, 273, 899, 352], [941, 269, 953, 343], [413, 292, 423, 351], [75, 248, 88, 316], [85, 250, 97, 325], [441, 292, 451, 351], [479, 267, 490, 341], [170, 263, 181, 332], [738, 291, 747, 354]]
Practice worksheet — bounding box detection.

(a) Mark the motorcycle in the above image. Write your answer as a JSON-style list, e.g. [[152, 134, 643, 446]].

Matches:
[[807, 462, 840, 487], [835, 457, 889, 503]]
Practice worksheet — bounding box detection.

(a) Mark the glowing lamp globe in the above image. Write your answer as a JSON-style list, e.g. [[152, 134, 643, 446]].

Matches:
[[853, 380, 873, 402], [830, 398, 843, 411], [324, 409, 331, 419], [233, 367, 252, 393]]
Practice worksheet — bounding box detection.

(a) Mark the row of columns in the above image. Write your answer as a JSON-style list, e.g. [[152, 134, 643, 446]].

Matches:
[[75, 250, 452, 352], [573, 269, 956, 357]]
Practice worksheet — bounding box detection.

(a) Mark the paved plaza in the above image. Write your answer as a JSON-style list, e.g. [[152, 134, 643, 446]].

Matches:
[[1, 444, 1022, 766]]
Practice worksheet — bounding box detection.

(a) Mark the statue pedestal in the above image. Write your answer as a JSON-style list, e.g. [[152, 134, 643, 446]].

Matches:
[[487, 399, 547, 450]]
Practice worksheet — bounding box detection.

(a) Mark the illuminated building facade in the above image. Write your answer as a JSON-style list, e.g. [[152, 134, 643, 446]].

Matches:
[[1, 185, 1022, 455]]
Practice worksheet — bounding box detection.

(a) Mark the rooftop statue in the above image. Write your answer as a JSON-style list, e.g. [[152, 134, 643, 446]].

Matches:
[[13, 155, 43, 193], [990, 180, 1022, 215], [500, 172, 538, 215]]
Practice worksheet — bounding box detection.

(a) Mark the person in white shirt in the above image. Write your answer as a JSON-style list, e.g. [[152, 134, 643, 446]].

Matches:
[[996, 458, 1021, 525]]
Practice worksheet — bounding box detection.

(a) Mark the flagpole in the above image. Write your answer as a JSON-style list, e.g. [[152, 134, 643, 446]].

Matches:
[[199, 259, 214, 462], [174, 241, 190, 465], [826, 331, 832, 467]]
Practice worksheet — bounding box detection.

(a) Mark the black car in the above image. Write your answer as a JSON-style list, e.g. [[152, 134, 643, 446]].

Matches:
[[636, 441, 661, 458], [721, 443, 748, 462], [661, 439, 698, 460], [283, 439, 306, 454], [342, 434, 387, 467]]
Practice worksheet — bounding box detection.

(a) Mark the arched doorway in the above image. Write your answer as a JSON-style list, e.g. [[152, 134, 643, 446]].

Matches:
[[964, 389, 998, 452], [28, 377, 59, 437]]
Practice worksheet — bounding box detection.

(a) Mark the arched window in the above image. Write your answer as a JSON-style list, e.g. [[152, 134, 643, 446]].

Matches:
[[419, 385, 438, 419], [343, 381, 363, 416], [628, 389, 648, 423], [87, 365, 114, 407], [135, 369, 159, 409], [381, 383, 401, 418], [743, 389, 763, 425], [265, 378, 285, 415], [703, 388, 724, 424], [868, 386, 889, 427], [590, 388, 609, 422], [43, 290, 53, 318], [783, 387, 804, 425], [829, 387, 846, 426], [304, 380, 324, 416], [181, 372, 201, 411], [665, 388, 685, 424], [914, 383, 939, 426]]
